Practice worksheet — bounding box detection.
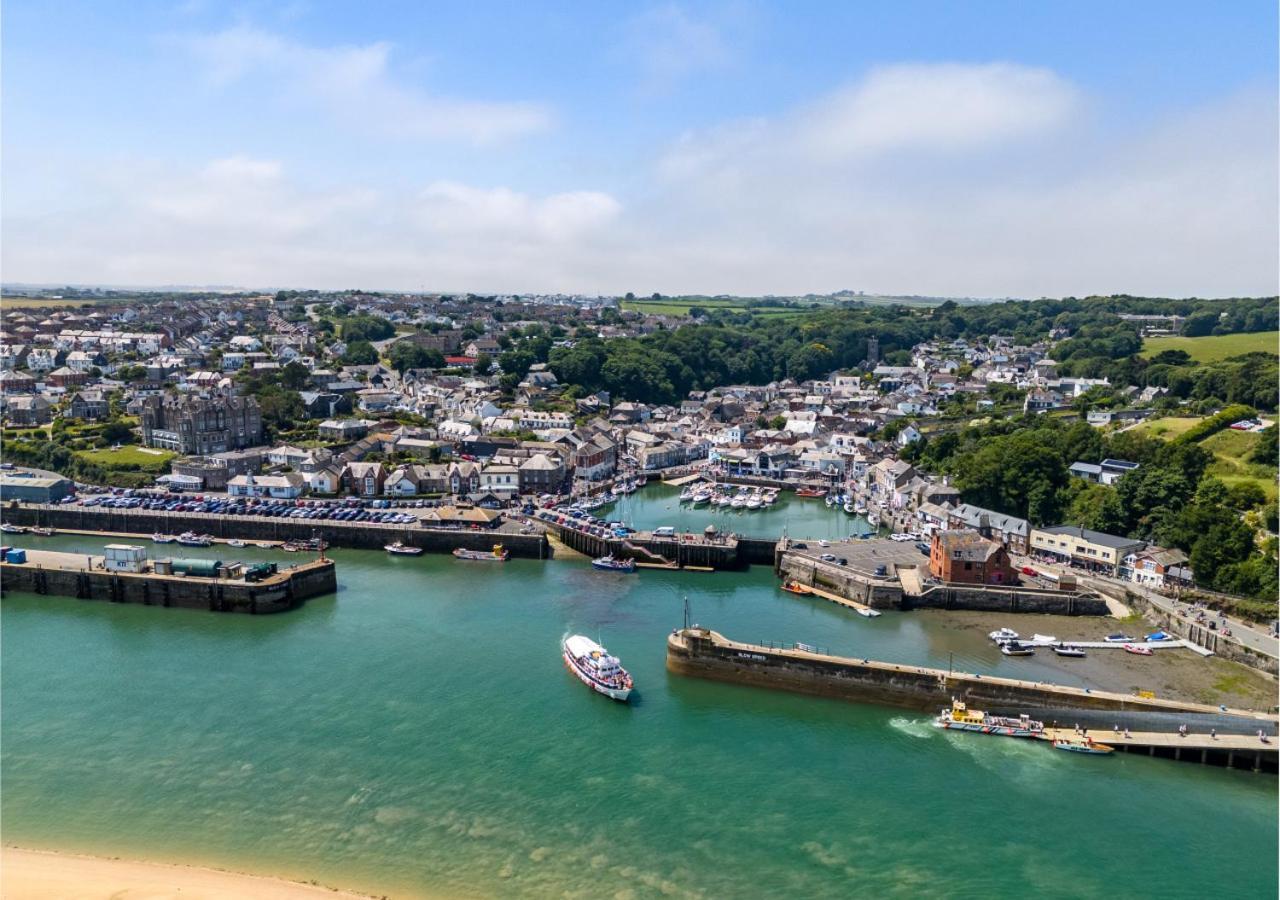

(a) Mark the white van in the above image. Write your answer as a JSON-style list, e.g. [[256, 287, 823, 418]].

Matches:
[[653, 526, 676, 537]]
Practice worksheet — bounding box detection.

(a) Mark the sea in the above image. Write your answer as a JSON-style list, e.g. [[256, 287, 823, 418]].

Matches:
[[2, 489, 1275, 898]]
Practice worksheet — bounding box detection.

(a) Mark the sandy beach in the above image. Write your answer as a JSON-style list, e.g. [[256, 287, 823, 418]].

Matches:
[[0, 847, 381, 900]]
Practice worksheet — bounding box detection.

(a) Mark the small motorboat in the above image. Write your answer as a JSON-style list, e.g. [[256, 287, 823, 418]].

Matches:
[[256, 542, 275, 549], [1053, 738, 1114, 755], [0, 523, 26, 534], [989, 627, 1020, 643], [453, 544, 509, 562], [1123, 644, 1153, 656], [177, 531, 214, 547], [843, 501, 856, 514], [1031, 633, 1058, 643], [227, 539, 247, 548], [1104, 633, 1134, 643], [780, 580, 810, 595], [30, 526, 55, 536], [1052, 644, 1086, 658], [152, 533, 177, 544], [1000, 642, 1035, 657], [591, 554, 636, 572], [385, 541, 424, 556], [795, 487, 827, 498], [1145, 632, 1172, 642]]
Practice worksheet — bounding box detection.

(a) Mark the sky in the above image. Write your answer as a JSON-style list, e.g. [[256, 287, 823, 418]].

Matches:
[[2, 1, 1277, 298]]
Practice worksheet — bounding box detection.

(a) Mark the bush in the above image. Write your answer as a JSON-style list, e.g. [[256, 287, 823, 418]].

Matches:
[[1171, 404, 1256, 445]]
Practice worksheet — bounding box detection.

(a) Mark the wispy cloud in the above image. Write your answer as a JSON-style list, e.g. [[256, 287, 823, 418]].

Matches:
[[178, 25, 552, 144], [623, 4, 736, 95]]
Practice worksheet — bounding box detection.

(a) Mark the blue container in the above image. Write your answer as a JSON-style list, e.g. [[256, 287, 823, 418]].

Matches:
[[5, 548, 27, 563]]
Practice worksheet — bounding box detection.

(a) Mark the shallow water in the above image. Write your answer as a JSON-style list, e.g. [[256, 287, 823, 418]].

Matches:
[[3, 533, 1275, 898]]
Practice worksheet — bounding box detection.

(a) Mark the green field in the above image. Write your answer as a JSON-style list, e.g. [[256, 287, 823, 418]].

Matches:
[[1141, 330, 1279, 362], [1132, 416, 1203, 439], [1201, 428, 1278, 500], [621, 297, 807, 318], [74, 445, 175, 470]]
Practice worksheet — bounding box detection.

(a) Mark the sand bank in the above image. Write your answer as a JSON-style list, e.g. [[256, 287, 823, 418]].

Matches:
[[0, 847, 381, 899]]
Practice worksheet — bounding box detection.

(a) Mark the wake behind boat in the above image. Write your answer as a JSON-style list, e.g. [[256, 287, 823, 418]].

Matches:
[[562, 634, 633, 701]]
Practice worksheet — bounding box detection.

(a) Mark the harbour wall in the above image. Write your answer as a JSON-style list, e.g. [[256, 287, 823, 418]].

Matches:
[[4, 504, 550, 559], [666, 628, 1277, 727], [1124, 591, 1279, 676], [0, 557, 336, 614], [775, 553, 1105, 614]]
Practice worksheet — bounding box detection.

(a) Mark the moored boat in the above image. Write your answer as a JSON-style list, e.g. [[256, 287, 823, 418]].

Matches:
[[281, 537, 328, 552], [385, 541, 424, 556], [1000, 642, 1035, 656], [1052, 644, 1087, 658], [989, 627, 1019, 643], [30, 526, 55, 536], [227, 539, 246, 548], [933, 699, 1044, 738], [1053, 738, 1114, 755], [562, 634, 633, 701], [177, 531, 214, 547], [591, 554, 636, 572], [0, 523, 26, 534], [780, 580, 809, 594], [152, 533, 177, 544], [1123, 643, 1153, 656], [1031, 633, 1058, 643], [1104, 633, 1134, 643], [453, 544, 509, 561], [795, 487, 827, 498]]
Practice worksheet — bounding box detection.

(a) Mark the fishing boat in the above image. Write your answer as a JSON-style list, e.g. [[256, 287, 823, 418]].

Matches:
[[933, 699, 1044, 738], [227, 539, 246, 548], [1000, 642, 1035, 656], [0, 523, 26, 534], [177, 531, 214, 547], [453, 544, 509, 562], [30, 526, 55, 536], [1104, 633, 1135, 643], [989, 627, 1020, 642], [562, 634, 633, 702], [153, 533, 177, 544], [282, 537, 328, 553], [591, 554, 636, 572], [385, 541, 424, 556], [1053, 738, 1114, 755], [1123, 644, 1153, 656], [795, 487, 827, 498], [1052, 644, 1087, 658]]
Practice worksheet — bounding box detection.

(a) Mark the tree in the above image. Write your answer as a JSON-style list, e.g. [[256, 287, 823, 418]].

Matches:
[[342, 341, 378, 366], [339, 315, 394, 343], [280, 361, 311, 390], [388, 342, 444, 373], [255, 386, 305, 435], [768, 414, 787, 431], [473, 353, 493, 376], [99, 421, 135, 444], [1250, 426, 1277, 465]]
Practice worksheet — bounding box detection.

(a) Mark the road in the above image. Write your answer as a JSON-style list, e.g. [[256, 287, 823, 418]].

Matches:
[[1015, 553, 1279, 660]]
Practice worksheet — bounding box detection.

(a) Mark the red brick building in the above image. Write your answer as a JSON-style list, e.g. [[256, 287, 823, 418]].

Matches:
[[929, 530, 1017, 585]]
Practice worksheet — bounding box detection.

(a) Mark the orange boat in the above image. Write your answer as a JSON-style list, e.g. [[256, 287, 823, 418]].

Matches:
[[781, 580, 810, 594], [795, 487, 827, 498]]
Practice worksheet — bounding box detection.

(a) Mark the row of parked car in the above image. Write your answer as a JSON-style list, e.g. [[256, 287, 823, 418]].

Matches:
[[536, 506, 636, 540], [77, 494, 421, 525]]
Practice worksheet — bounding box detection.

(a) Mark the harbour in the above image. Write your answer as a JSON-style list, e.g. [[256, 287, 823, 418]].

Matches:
[[3, 532, 1278, 899]]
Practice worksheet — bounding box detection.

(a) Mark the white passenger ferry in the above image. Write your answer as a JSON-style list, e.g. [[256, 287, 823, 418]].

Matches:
[[562, 634, 634, 702]]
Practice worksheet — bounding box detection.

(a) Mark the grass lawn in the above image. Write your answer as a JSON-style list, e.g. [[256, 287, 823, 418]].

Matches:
[[620, 297, 808, 318], [1132, 416, 1203, 439], [1199, 428, 1277, 500], [1140, 330, 1279, 362], [75, 445, 175, 470]]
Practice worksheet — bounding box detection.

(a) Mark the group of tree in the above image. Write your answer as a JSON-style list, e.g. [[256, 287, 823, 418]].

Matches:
[[903, 414, 1277, 602]]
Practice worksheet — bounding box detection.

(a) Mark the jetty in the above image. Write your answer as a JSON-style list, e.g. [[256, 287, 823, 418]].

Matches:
[[667, 626, 1277, 728], [783, 581, 880, 617], [1040, 727, 1276, 772], [0, 547, 335, 614]]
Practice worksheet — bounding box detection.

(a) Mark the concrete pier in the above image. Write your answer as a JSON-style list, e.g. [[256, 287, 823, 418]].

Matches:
[[0, 548, 336, 614]]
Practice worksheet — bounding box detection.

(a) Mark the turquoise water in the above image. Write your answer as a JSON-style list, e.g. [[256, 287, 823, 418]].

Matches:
[[3, 533, 1276, 899], [600, 482, 874, 539]]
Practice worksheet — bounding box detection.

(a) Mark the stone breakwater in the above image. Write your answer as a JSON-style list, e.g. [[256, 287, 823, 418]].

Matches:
[[666, 627, 1277, 727], [0, 553, 336, 614]]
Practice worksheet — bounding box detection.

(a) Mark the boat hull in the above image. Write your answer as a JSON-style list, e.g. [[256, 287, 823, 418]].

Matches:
[[934, 721, 1042, 739], [562, 650, 632, 702]]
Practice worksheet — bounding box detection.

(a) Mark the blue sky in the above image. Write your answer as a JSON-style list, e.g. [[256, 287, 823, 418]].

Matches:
[[3, 1, 1277, 296]]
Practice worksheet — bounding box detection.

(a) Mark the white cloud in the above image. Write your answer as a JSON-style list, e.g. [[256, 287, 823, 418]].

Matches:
[[3, 64, 1275, 299], [179, 25, 551, 144]]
